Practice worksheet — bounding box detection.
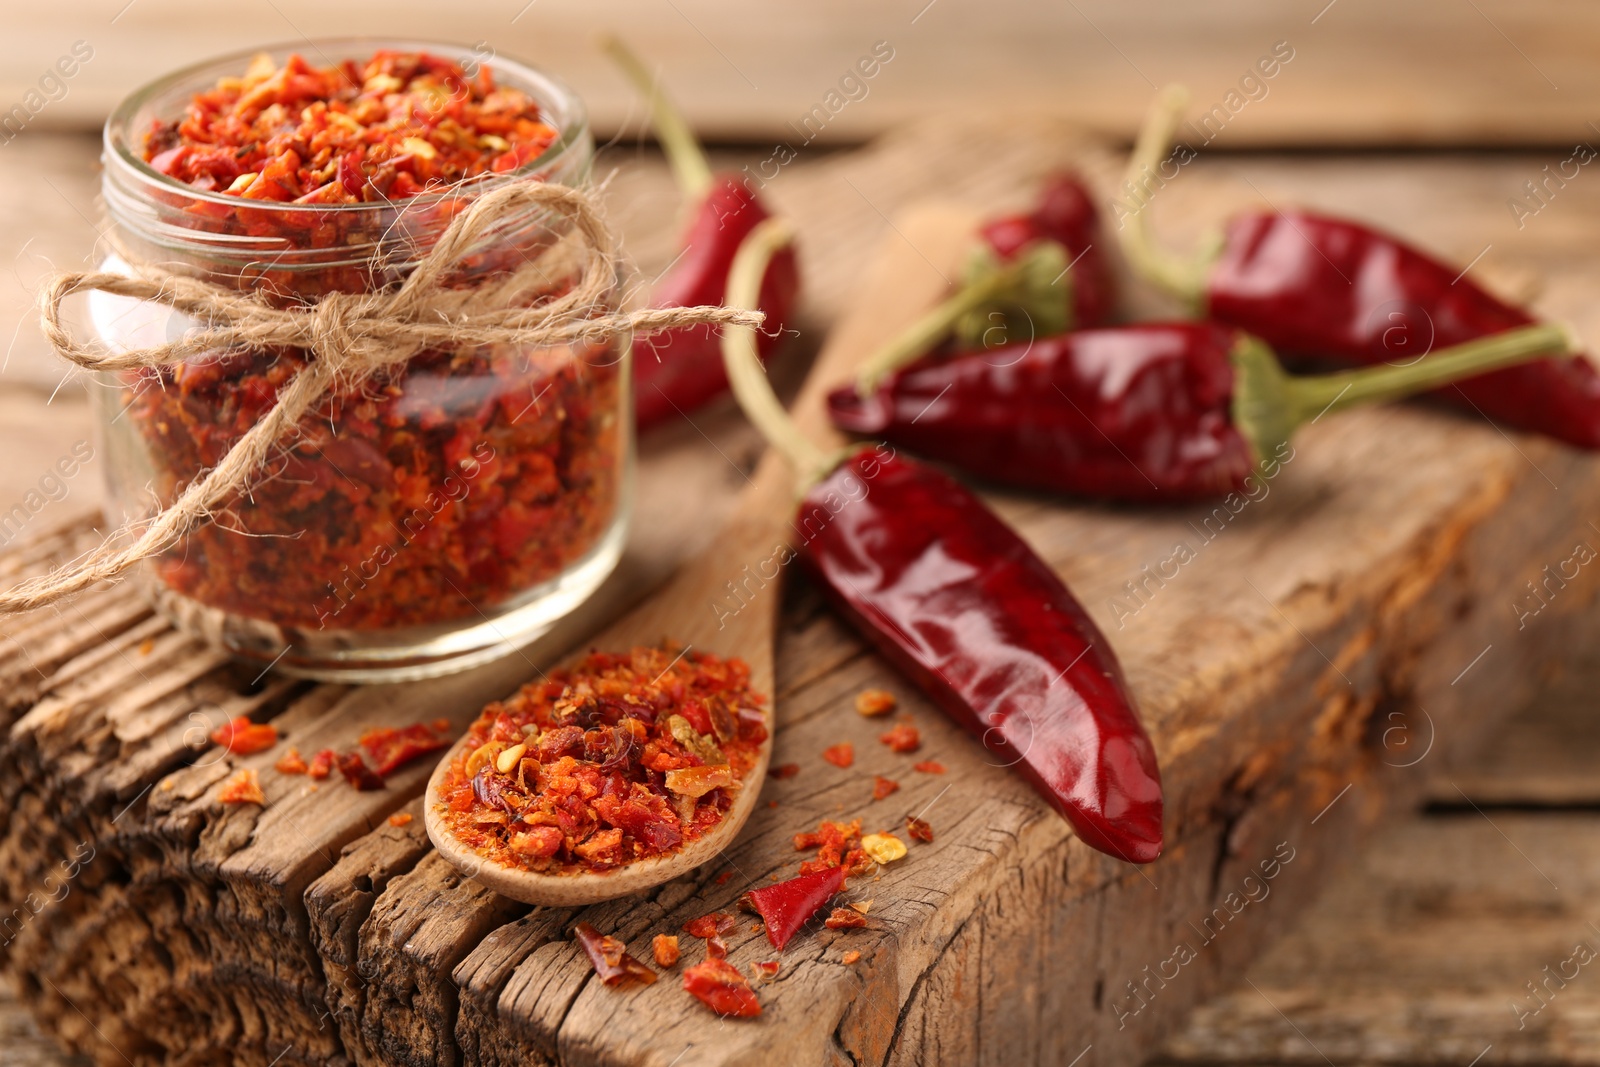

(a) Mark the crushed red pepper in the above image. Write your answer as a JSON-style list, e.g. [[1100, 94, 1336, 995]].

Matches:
[[307, 749, 336, 780], [912, 760, 946, 774], [275, 748, 308, 775], [572, 922, 657, 988], [338, 752, 386, 791], [217, 768, 265, 805], [125, 50, 623, 634], [682, 959, 761, 1018], [855, 689, 896, 717], [436, 646, 767, 874], [824, 907, 868, 931], [743, 865, 845, 950], [388, 812, 414, 828], [653, 934, 680, 967], [872, 776, 900, 801], [879, 723, 921, 754], [768, 763, 800, 780], [683, 912, 738, 939], [360, 724, 449, 776], [821, 743, 854, 768], [145, 51, 557, 203], [794, 818, 873, 878], [906, 815, 934, 843], [842, 950, 861, 965], [210, 716, 278, 756]]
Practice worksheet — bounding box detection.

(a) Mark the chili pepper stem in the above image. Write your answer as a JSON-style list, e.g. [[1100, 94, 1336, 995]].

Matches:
[[601, 35, 714, 199], [722, 218, 840, 489], [854, 241, 1069, 394], [1231, 322, 1577, 460], [1116, 84, 1214, 310]]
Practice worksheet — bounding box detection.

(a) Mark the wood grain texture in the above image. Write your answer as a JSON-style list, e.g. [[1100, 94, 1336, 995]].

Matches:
[[5, 0, 1600, 147], [5, 121, 1600, 1067]]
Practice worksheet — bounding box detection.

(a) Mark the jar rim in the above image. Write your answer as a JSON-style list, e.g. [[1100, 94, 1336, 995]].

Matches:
[[103, 37, 591, 217]]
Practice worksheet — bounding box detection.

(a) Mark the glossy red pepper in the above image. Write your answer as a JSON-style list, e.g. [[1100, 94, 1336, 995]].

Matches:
[[828, 321, 1574, 503], [1120, 85, 1600, 449], [741, 864, 845, 949], [605, 38, 799, 431], [979, 171, 1115, 330], [721, 220, 1163, 864]]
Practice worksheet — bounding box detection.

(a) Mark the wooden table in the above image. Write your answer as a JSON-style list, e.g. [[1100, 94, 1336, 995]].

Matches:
[[3, 122, 1600, 1066]]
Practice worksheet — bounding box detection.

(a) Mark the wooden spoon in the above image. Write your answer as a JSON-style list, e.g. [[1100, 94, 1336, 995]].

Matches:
[[426, 204, 979, 905]]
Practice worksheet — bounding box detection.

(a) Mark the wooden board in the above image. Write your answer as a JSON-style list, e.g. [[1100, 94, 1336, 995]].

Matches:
[[8, 0, 1600, 147], [7, 121, 1600, 1066]]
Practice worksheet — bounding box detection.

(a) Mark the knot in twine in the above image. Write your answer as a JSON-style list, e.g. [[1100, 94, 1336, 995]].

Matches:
[[11, 181, 764, 614]]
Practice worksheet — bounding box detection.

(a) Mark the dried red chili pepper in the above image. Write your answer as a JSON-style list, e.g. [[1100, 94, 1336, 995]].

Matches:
[[388, 812, 414, 828], [906, 815, 934, 843], [337, 752, 386, 792], [435, 646, 766, 873], [723, 221, 1162, 863], [275, 748, 309, 775], [830, 321, 1574, 503], [879, 724, 920, 754], [210, 716, 278, 756], [872, 776, 900, 801], [854, 172, 1114, 396], [573, 922, 657, 987], [821, 742, 854, 768], [742, 864, 845, 950], [1119, 85, 1600, 449], [912, 761, 945, 775], [824, 907, 868, 931], [307, 749, 336, 780], [683, 912, 738, 939], [359, 724, 449, 776], [217, 768, 265, 805], [653, 934, 681, 967], [603, 37, 799, 431], [682, 958, 761, 1017]]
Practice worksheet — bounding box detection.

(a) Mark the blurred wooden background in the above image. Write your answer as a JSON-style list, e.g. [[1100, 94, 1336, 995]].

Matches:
[[3, 0, 1600, 147]]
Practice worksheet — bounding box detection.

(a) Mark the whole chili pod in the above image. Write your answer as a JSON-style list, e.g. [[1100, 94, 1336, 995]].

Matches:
[[722, 219, 1163, 864], [1118, 85, 1600, 449], [604, 37, 800, 431], [828, 321, 1574, 503], [857, 173, 1116, 391]]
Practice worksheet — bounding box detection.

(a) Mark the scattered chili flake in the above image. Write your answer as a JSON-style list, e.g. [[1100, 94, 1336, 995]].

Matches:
[[907, 815, 934, 843], [879, 724, 921, 754], [274, 748, 309, 775], [436, 646, 767, 874], [794, 818, 861, 875], [824, 907, 868, 930], [742, 865, 845, 950], [653, 934, 680, 968], [822, 743, 854, 768], [337, 752, 386, 791], [855, 689, 897, 717], [912, 760, 946, 774], [752, 961, 780, 980], [683, 912, 738, 940], [572, 922, 656, 988], [768, 763, 800, 780], [714, 870, 735, 886], [872, 776, 900, 801], [138, 637, 156, 656], [860, 832, 908, 865], [307, 749, 336, 780], [842, 950, 861, 965], [682, 959, 760, 1018], [388, 812, 414, 828], [360, 723, 449, 776], [706, 935, 729, 960], [210, 716, 278, 756], [217, 768, 265, 806]]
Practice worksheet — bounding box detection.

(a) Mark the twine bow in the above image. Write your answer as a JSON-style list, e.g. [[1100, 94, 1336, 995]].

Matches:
[[9, 181, 763, 613]]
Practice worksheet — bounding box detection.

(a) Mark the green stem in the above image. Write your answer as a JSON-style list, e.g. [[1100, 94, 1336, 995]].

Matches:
[[1231, 323, 1576, 460], [600, 35, 713, 199], [854, 260, 1025, 395], [1116, 84, 1210, 309], [721, 217, 834, 490]]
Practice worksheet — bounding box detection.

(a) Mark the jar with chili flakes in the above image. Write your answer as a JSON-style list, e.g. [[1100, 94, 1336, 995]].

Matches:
[[88, 41, 631, 680]]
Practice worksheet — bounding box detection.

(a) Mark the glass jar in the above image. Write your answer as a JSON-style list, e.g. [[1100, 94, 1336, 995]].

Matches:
[[89, 41, 632, 682]]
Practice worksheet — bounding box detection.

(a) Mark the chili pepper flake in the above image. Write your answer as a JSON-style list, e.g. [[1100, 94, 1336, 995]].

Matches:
[[337, 752, 386, 792], [307, 749, 336, 780], [683, 912, 738, 940], [360, 723, 449, 776], [714, 870, 735, 886], [794, 818, 861, 874], [872, 776, 900, 801], [217, 768, 265, 806], [682, 959, 760, 1018], [742, 865, 845, 950], [842, 950, 861, 965], [849, 900, 873, 915], [824, 907, 868, 930], [274, 748, 308, 775], [912, 760, 946, 774], [653, 935, 680, 968], [388, 812, 415, 828], [752, 960, 780, 980], [768, 762, 800, 779], [906, 815, 934, 843], [879, 724, 920, 754], [437, 646, 766, 875], [860, 832, 908, 865], [210, 716, 278, 756], [573, 922, 657, 988], [706, 935, 730, 960], [855, 689, 897, 717], [822, 742, 854, 768]]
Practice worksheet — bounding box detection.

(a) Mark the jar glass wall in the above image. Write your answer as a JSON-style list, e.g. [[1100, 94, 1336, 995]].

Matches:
[[90, 41, 631, 681]]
